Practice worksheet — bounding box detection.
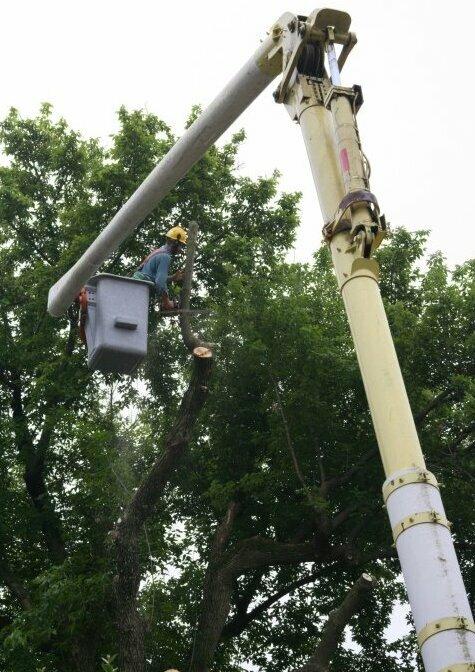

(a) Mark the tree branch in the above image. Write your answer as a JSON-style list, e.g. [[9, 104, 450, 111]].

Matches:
[[292, 574, 375, 672], [223, 569, 321, 639], [225, 537, 319, 576], [0, 556, 31, 610], [8, 369, 66, 564], [320, 447, 378, 497], [331, 504, 360, 531], [188, 502, 240, 672], [270, 373, 307, 491], [414, 385, 461, 426], [179, 221, 213, 355], [228, 569, 266, 630], [116, 358, 212, 537], [210, 501, 241, 562], [188, 533, 352, 670]]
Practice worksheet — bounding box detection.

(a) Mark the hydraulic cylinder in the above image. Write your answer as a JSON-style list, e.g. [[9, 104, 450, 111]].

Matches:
[[291, 76, 475, 672]]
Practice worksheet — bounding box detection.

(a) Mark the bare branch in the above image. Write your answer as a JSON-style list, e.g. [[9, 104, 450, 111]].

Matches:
[[179, 221, 213, 355], [270, 373, 307, 491], [223, 569, 322, 639], [414, 385, 461, 426], [321, 447, 377, 496], [292, 574, 375, 672], [210, 501, 241, 562]]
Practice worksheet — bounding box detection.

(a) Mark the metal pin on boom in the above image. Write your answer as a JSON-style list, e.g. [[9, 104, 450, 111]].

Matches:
[[325, 26, 341, 85]]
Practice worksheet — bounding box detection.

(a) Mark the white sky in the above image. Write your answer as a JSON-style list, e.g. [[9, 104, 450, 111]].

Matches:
[[2, 0, 474, 266]]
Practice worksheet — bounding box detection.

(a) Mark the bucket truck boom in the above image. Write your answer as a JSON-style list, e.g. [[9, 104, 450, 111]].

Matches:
[[47, 8, 475, 671]]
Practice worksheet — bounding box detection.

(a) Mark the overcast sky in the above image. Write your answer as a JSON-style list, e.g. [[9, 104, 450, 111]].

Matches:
[[2, 0, 474, 267]]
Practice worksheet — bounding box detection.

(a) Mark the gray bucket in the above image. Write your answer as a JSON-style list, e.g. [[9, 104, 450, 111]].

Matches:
[[84, 274, 153, 374]]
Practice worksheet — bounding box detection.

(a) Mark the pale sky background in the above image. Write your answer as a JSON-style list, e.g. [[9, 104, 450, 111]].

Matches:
[[1, 0, 471, 661], [1, 0, 474, 267]]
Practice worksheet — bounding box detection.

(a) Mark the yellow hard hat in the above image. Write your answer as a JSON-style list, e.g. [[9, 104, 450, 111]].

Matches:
[[166, 226, 188, 244]]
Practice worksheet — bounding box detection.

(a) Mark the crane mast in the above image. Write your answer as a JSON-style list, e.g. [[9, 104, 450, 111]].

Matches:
[[48, 8, 475, 670], [278, 9, 475, 671]]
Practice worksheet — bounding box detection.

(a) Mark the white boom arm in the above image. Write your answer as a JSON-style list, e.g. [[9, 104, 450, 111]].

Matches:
[[47, 15, 293, 316]]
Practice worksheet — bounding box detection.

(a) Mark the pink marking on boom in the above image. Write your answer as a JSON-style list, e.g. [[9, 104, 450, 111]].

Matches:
[[340, 148, 350, 174]]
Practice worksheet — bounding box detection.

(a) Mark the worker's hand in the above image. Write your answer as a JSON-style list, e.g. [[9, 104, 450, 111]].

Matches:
[[170, 269, 185, 283], [161, 295, 175, 311]]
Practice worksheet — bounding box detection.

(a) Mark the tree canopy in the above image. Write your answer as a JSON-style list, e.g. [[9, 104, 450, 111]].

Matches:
[[0, 105, 473, 672]]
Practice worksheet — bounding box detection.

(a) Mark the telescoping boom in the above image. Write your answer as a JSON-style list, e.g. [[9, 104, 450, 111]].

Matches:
[[48, 8, 475, 671]]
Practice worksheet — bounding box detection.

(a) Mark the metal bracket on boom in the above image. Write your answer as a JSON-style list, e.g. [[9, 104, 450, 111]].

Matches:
[[417, 617, 475, 649], [323, 189, 387, 257], [271, 8, 356, 104]]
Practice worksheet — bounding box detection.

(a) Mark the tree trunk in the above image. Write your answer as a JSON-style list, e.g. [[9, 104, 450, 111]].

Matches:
[[114, 527, 145, 672], [69, 632, 99, 672], [113, 353, 212, 672], [189, 501, 240, 672], [189, 569, 235, 672]]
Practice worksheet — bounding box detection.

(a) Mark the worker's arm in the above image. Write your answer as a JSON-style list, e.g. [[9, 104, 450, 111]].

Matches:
[[168, 268, 184, 283]]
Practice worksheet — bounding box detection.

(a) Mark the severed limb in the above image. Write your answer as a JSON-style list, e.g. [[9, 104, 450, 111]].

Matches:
[[179, 221, 213, 358]]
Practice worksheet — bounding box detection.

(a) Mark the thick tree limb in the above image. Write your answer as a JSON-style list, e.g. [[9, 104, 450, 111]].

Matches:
[[414, 385, 461, 426], [188, 510, 362, 672], [292, 574, 375, 672], [189, 535, 334, 672], [114, 354, 213, 672], [225, 537, 319, 576], [116, 360, 212, 536], [113, 224, 214, 672], [271, 373, 307, 491], [210, 501, 241, 561], [331, 504, 360, 531], [188, 502, 240, 671], [179, 221, 213, 355]]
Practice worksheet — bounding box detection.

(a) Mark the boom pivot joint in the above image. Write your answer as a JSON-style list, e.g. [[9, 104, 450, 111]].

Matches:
[[271, 8, 356, 104]]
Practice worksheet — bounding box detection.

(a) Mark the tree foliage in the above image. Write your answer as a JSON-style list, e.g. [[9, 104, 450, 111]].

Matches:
[[0, 106, 473, 672]]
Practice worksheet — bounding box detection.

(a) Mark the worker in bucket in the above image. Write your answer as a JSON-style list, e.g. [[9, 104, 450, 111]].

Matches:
[[133, 226, 187, 311]]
